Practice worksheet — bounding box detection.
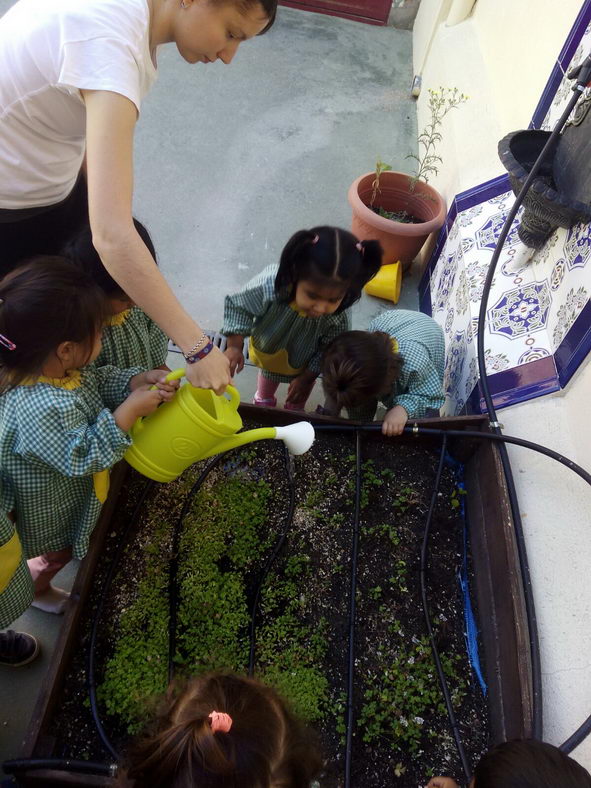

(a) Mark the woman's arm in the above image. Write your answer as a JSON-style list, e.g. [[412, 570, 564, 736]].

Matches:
[[82, 89, 230, 394]]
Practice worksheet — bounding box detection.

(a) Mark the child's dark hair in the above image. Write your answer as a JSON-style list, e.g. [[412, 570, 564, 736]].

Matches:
[[474, 739, 591, 788], [123, 673, 322, 788], [62, 219, 157, 298], [321, 330, 403, 415], [275, 226, 382, 313], [0, 257, 106, 390]]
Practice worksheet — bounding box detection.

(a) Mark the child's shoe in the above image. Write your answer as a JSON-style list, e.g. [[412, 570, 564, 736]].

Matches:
[[0, 630, 40, 666], [31, 585, 70, 614], [253, 395, 277, 407]]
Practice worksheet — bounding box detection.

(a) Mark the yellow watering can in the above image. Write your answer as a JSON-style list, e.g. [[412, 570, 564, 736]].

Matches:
[[124, 368, 315, 482]]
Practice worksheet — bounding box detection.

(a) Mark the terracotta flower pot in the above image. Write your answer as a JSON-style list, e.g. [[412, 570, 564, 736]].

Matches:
[[348, 171, 447, 268]]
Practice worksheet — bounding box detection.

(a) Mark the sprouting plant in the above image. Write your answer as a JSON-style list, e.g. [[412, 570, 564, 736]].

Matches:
[[370, 159, 393, 209], [407, 87, 469, 188], [371, 86, 469, 216], [393, 485, 419, 514]]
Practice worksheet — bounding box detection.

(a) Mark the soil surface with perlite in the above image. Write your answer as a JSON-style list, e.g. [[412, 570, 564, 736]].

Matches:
[[52, 424, 489, 786]]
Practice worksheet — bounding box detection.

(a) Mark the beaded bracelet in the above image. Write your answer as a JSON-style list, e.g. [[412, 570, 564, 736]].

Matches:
[[185, 340, 214, 364], [183, 333, 208, 359]]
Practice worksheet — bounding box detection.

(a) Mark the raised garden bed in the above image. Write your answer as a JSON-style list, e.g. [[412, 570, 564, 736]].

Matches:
[[13, 410, 533, 787]]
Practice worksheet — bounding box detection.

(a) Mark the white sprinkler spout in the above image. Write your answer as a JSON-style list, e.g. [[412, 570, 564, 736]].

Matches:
[[274, 422, 315, 455]]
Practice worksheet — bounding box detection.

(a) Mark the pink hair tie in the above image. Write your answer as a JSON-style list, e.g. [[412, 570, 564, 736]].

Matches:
[[356, 241, 364, 255], [311, 234, 319, 244], [209, 711, 233, 733]]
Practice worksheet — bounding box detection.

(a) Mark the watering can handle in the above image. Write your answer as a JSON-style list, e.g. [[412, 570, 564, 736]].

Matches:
[[151, 368, 241, 408]]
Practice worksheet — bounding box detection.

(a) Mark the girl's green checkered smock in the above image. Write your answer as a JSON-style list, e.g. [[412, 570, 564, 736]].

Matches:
[[0, 496, 33, 629], [95, 307, 169, 370], [0, 365, 139, 561], [348, 309, 445, 421], [222, 265, 350, 384]]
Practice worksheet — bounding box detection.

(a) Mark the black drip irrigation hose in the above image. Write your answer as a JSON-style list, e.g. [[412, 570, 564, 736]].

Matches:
[[343, 429, 362, 788], [248, 446, 296, 675], [420, 435, 472, 782], [2, 758, 116, 777], [475, 67, 591, 741], [313, 426, 591, 487]]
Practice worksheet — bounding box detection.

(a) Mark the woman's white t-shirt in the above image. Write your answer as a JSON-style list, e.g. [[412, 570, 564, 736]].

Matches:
[[0, 0, 157, 209]]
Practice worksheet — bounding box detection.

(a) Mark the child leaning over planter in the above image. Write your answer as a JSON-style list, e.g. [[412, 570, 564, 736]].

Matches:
[[222, 226, 381, 410], [63, 219, 170, 371], [321, 309, 445, 436], [120, 672, 322, 788], [0, 258, 178, 614], [426, 738, 591, 788]]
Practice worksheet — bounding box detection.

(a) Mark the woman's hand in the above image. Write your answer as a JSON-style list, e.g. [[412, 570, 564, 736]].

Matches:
[[382, 404, 408, 437], [184, 345, 231, 395], [426, 778, 460, 788]]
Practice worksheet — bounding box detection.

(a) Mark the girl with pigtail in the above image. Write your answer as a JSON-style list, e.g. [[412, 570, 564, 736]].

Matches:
[[120, 672, 323, 788], [222, 226, 382, 411]]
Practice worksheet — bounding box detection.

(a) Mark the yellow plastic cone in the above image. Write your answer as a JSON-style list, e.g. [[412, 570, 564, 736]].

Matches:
[[363, 262, 402, 304]]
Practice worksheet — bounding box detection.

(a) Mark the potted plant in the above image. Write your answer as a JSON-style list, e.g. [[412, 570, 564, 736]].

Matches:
[[349, 87, 468, 270]]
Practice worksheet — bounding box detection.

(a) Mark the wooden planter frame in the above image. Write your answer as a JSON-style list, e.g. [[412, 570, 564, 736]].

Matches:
[[14, 410, 533, 786]]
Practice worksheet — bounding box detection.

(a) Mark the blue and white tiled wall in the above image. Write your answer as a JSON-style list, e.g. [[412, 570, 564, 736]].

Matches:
[[419, 1, 591, 415]]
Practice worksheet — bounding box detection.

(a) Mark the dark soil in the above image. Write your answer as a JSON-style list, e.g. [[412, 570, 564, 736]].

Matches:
[[51, 425, 489, 787], [372, 206, 423, 224]]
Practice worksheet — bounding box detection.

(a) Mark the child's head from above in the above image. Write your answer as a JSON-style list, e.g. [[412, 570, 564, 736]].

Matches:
[[123, 672, 322, 788], [321, 330, 403, 415], [0, 257, 106, 388], [471, 739, 591, 788], [275, 226, 382, 317], [63, 219, 157, 315]]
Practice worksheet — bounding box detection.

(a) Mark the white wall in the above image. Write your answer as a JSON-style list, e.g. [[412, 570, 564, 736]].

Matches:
[[414, 0, 591, 769], [413, 0, 582, 200]]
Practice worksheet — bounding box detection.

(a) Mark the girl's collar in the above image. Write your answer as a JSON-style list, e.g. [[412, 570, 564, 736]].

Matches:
[[390, 337, 399, 354], [106, 308, 132, 327], [288, 300, 309, 318], [22, 370, 82, 390]]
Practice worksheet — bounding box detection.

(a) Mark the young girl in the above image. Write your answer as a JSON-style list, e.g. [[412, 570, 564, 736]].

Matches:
[[0, 257, 177, 615], [222, 226, 381, 410], [321, 309, 445, 436], [63, 220, 170, 371], [120, 672, 323, 787], [426, 738, 591, 787]]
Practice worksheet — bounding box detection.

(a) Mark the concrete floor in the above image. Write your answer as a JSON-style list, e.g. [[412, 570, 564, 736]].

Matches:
[[0, 2, 415, 775]]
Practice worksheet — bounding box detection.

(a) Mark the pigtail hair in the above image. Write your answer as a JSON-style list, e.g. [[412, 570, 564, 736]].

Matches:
[[356, 240, 382, 280], [274, 229, 318, 299]]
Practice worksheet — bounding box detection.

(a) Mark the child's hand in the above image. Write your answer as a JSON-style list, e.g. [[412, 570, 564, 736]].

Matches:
[[286, 372, 316, 405], [114, 386, 165, 432], [426, 778, 460, 788], [382, 405, 408, 437], [144, 369, 180, 400], [225, 347, 245, 376]]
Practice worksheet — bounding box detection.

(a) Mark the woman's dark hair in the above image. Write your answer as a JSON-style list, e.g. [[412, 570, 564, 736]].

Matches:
[[0, 257, 107, 390], [62, 219, 157, 297], [321, 330, 402, 415], [123, 672, 322, 788], [221, 0, 277, 34], [275, 226, 382, 313], [474, 739, 591, 788]]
